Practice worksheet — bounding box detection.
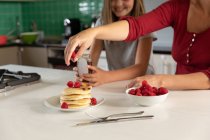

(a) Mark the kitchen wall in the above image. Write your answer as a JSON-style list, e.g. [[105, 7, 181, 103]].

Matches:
[[21, 0, 103, 36], [0, 0, 173, 47], [0, 2, 22, 35], [0, 0, 103, 36]]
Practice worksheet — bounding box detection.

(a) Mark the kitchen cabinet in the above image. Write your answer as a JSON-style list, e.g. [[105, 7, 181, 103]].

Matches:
[[0, 47, 20, 65], [153, 54, 176, 74], [47, 46, 68, 69], [20, 46, 48, 68], [47, 46, 108, 70]]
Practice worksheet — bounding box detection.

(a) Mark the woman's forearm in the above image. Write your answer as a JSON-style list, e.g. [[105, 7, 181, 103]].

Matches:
[[104, 64, 147, 83], [94, 20, 129, 41], [161, 72, 210, 90]]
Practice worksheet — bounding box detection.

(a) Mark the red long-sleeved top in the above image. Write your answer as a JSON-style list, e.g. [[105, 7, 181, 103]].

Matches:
[[123, 0, 210, 78]]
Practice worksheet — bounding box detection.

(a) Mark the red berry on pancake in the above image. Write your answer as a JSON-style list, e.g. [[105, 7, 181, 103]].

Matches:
[[67, 81, 74, 87], [61, 102, 68, 109]]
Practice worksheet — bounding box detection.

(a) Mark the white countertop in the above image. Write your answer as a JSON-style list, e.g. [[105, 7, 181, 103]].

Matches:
[[0, 65, 210, 140]]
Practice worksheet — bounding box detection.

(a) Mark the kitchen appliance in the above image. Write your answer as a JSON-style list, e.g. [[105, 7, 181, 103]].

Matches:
[[0, 69, 41, 92], [63, 18, 81, 40]]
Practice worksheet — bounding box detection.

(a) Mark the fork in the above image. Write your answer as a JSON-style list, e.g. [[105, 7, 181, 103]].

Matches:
[[95, 111, 144, 121]]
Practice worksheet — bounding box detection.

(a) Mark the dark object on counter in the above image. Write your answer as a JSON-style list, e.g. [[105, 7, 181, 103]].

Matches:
[[64, 18, 81, 39], [0, 69, 41, 92]]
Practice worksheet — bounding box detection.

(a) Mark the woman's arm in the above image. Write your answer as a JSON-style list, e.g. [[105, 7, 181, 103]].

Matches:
[[64, 20, 129, 66], [128, 72, 210, 90], [64, 1, 175, 65], [90, 39, 104, 66]]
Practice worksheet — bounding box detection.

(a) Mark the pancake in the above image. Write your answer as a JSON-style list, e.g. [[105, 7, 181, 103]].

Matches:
[[62, 82, 92, 95], [60, 82, 92, 109], [61, 87, 91, 95], [65, 104, 90, 109], [60, 93, 91, 100], [60, 98, 91, 105]]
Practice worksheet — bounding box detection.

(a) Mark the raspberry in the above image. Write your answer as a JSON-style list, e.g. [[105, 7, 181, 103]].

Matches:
[[136, 92, 142, 96], [142, 80, 148, 87], [129, 80, 168, 97], [91, 97, 97, 105], [67, 81, 74, 88], [140, 86, 145, 91], [71, 51, 76, 61], [141, 88, 150, 96], [135, 88, 141, 94], [158, 87, 168, 95], [74, 81, 81, 88], [129, 89, 136, 95], [145, 84, 153, 92], [152, 87, 158, 94], [61, 102, 68, 109], [148, 91, 156, 96]]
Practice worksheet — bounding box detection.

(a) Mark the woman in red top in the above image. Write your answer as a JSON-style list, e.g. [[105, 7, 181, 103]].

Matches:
[[64, 0, 210, 90]]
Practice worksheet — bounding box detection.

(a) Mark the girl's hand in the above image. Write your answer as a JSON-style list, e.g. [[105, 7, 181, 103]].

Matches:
[[64, 28, 97, 66], [127, 75, 164, 88], [81, 65, 109, 87]]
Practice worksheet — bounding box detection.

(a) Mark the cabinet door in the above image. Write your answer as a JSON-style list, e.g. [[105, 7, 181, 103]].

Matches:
[[20, 47, 48, 67], [153, 54, 176, 74], [0, 47, 20, 65]]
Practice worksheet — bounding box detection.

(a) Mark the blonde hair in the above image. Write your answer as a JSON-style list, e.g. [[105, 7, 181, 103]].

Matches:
[[102, 0, 145, 25]]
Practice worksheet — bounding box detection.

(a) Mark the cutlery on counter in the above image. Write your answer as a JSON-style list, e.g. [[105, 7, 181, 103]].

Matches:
[[94, 110, 144, 120], [75, 111, 154, 126]]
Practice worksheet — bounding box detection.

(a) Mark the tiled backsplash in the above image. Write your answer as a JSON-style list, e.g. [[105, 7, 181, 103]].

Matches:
[[0, 0, 103, 36], [0, 3, 22, 36]]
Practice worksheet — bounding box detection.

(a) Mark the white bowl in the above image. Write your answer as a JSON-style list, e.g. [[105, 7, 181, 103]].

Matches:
[[126, 88, 169, 106]]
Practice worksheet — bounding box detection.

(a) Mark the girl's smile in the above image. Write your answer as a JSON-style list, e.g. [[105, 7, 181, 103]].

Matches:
[[111, 0, 134, 17]]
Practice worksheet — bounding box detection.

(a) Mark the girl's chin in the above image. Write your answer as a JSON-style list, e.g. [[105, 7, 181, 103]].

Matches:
[[114, 13, 130, 18]]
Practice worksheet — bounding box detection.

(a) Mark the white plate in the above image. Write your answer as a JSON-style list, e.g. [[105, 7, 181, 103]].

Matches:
[[44, 95, 105, 112]]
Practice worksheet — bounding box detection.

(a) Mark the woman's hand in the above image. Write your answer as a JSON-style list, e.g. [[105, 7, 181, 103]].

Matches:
[[81, 65, 109, 87], [127, 75, 164, 88], [64, 28, 97, 66]]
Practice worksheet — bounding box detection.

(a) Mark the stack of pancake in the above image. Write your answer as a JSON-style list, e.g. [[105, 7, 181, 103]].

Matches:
[[60, 82, 92, 109]]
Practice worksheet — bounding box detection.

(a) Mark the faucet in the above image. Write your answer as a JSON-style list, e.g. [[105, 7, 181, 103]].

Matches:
[[6, 16, 21, 37]]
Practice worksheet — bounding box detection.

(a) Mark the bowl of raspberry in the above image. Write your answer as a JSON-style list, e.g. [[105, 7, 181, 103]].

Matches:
[[126, 80, 169, 106]]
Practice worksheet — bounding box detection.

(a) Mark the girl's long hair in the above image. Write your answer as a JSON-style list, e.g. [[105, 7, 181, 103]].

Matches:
[[101, 0, 145, 25]]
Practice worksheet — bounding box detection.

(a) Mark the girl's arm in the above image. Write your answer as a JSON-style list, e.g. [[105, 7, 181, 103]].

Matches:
[[104, 37, 153, 82], [82, 37, 153, 86], [84, 37, 153, 86], [90, 39, 103, 66]]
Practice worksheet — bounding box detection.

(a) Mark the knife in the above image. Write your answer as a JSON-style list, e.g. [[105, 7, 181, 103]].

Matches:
[[75, 115, 154, 126]]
